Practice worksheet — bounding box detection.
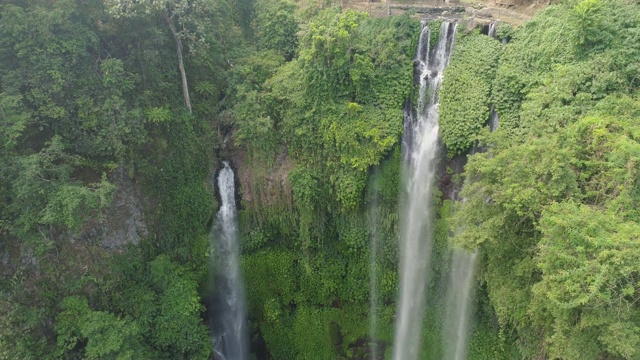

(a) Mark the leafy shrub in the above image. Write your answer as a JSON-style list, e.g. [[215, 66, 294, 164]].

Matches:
[[439, 32, 501, 155]]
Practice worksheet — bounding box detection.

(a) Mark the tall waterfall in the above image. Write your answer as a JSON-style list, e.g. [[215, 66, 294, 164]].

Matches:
[[211, 162, 248, 360], [394, 21, 457, 360]]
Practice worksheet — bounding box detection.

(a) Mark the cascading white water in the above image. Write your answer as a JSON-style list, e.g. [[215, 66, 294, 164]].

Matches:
[[394, 21, 458, 360], [488, 21, 497, 38], [212, 162, 248, 360], [443, 247, 478, 360]]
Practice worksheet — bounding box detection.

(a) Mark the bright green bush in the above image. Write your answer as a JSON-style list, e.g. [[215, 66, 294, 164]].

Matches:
[[254, 0, 299, 60], [55, 296, 145, 359], [242, 250, 296, 319], [439, 31, 501, 155]]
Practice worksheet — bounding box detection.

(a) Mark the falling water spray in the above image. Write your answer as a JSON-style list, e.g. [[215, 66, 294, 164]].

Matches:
[[394, 21, 458, 360], [211, 162, 248, 360]]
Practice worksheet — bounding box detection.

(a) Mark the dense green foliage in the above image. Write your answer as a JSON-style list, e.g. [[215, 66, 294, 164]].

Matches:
[[0, 0, 420, 357], [232, 7, 418, 207], [233, 7, 419, 352], [0, 0, 232, 357], [2, 0, 640, 358], [440, 31, 502, 154], [451, 1, 640, 359]]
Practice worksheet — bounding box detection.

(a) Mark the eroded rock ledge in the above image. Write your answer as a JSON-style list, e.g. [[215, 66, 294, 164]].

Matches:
[[346, 0, 547, 26]]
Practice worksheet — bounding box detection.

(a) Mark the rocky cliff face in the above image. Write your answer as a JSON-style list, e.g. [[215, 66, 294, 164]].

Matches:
[[346, 0, 549, 26], [80, 166, 148, 249]]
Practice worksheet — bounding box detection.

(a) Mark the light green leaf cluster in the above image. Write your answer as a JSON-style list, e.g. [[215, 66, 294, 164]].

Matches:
[[439, 31, 502, 155], [535, 202, 640, 360], [254, 0, 299, 60], [55, 296, 144, 359]]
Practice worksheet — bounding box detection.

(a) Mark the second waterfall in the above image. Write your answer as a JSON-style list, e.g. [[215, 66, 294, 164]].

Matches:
[[211, 162, 248, 360], [394, 21, 457, 360]]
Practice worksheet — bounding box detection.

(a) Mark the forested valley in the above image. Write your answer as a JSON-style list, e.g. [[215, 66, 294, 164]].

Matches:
[[1, 0, 640, 359]]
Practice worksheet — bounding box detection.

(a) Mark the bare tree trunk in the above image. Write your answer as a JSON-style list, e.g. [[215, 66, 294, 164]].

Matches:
[[166, 14, 192, 114], [387, 0, 391, 16]]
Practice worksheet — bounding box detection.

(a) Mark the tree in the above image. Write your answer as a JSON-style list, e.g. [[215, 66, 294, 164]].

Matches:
[[114, 255, 211, 359], [104, 0, 218, 113], [254, 0, 299, 60], [55, 296, 146, 359], [534, 201, 640, 360]]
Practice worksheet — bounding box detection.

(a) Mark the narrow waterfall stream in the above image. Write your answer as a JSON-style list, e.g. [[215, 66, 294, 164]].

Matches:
[[443, 247, 478, 360], [211, 162, 248, 360], [394, 21, 458, 360], [443, 23, 501, 359], [488, 21, 500, 132], [368, 169, 380, 359], [489, 106, 500, 132], [488, 21, 497, 38]]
